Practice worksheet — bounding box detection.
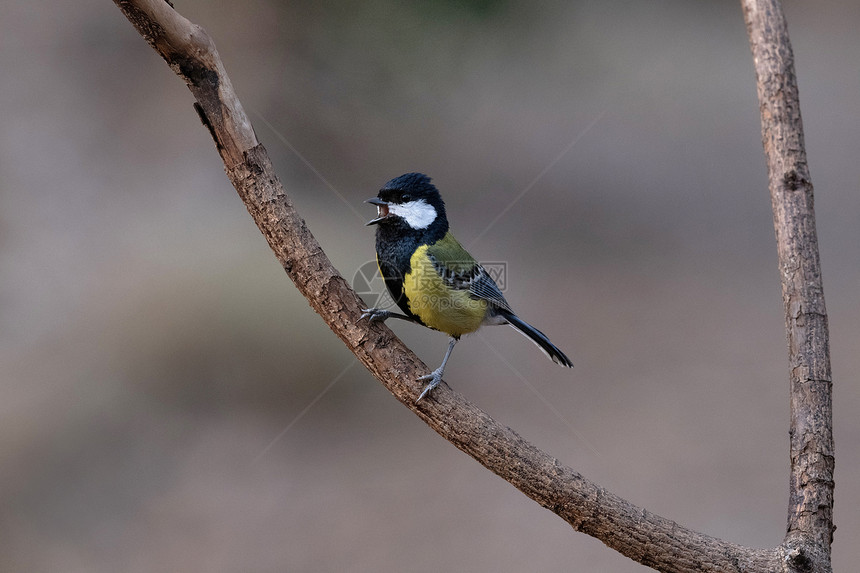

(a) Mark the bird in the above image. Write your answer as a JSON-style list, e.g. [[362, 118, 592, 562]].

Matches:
[[360, 172, 573, 402]]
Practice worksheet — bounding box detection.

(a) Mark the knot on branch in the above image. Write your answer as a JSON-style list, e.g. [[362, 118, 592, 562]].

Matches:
[[783, 169, 810, 192], [785, 546, 812, 571]]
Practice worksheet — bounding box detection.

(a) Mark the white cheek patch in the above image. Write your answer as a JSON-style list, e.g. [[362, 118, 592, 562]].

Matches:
[[388, 199, 437, 229]]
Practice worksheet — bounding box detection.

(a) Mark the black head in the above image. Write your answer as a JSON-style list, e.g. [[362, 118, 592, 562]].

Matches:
[[365, 173, 448, 237]]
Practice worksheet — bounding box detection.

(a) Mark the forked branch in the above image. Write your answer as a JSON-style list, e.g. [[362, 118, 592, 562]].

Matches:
[[113, 1, 833, 571]]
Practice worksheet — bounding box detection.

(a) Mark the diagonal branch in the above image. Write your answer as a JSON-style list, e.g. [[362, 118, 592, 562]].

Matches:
[[113, 1, 832, 571]]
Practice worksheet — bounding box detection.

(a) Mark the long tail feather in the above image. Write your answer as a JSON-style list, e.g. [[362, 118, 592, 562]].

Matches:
[[498, 310, 573, 368]]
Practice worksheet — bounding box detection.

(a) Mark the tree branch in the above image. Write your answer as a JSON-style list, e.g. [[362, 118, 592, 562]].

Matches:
[[113, 0, 833, 571], [742, 0, 835, 568]]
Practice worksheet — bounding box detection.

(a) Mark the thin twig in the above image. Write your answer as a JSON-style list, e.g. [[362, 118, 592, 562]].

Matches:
[[742, 0, 835, 569]]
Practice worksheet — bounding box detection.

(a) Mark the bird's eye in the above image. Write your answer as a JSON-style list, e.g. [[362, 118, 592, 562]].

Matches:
[[400, 193, 411, 202]]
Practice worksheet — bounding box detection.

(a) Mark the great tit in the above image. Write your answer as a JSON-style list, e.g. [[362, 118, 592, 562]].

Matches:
[[362, 172, 573, 402]]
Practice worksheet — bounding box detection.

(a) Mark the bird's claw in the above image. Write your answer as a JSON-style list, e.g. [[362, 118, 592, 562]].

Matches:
[[416, 368, 444, 402], [360, 308, 390, 323]]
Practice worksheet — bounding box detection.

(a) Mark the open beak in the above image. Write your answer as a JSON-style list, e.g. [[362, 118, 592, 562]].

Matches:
[[365, 197, 390, 226]]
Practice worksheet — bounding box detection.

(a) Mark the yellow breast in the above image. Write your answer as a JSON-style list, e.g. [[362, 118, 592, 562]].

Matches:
[[403, 244, 488, 337]]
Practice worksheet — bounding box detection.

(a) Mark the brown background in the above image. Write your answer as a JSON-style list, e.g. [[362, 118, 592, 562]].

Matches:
[[1, 1, 857, 571]]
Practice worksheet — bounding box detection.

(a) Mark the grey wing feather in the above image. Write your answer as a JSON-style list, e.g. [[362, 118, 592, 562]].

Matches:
[[469, 266, 514, 313], [428, 253, 513, 313]]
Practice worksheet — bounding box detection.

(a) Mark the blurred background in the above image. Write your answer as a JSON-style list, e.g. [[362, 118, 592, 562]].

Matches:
[[1, 0, 857, 571]]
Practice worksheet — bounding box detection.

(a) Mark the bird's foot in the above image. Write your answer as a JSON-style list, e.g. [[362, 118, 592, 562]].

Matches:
[[416, 368, 444, 402], [359, 308, 391, 323]]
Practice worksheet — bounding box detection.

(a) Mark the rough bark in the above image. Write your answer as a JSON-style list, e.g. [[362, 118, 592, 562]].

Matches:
[[742, 1, 835, 571], [112, 0, 834, 571]]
